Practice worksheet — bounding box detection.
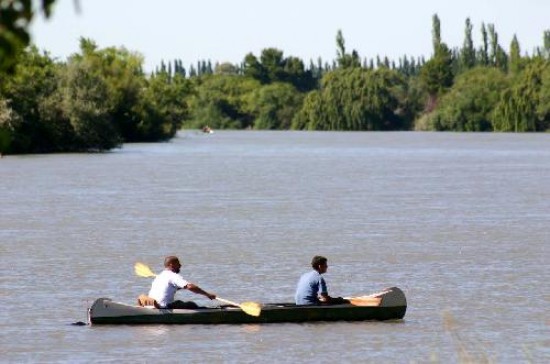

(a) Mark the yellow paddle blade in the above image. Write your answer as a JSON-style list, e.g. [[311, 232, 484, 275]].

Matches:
[[239, 301, 262, 317], [134, 262, 157, 278]]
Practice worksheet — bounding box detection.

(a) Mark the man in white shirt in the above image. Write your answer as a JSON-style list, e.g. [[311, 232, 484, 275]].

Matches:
[[148, 256, 216, 309]]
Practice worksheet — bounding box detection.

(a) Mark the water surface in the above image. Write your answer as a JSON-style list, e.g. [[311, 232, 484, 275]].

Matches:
[[1, 131, 548, 362]]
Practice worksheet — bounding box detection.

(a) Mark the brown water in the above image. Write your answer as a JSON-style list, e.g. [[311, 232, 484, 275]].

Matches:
[[1, 131, 548, 363]]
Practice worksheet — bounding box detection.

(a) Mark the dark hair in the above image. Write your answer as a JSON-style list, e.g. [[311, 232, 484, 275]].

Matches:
[[164, 256, 180, 267], [311, 255, 327, 269]]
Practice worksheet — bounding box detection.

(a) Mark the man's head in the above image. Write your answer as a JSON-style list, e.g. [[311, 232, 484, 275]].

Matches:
[[311, 255, 328, 274], [164, 256, 182, 273]]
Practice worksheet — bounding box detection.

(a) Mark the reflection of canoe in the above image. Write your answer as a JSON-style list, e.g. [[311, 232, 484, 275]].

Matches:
[[88, 287, 406, 325]]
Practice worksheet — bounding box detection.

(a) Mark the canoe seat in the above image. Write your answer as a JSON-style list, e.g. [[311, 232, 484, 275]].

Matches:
[[137, 294, 160, 308]]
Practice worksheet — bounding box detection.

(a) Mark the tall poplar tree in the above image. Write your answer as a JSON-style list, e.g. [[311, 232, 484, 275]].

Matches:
[[461, 18, 475, 71], [432, 14, 441, 53], [479, 23, 489, 66], [509, 35, 522, 74]]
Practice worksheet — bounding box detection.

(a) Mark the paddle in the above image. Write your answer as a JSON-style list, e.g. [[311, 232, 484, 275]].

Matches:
[[134, 262, 262, 317]]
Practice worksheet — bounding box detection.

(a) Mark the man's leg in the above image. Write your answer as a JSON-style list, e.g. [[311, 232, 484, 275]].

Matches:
[[167, 300, 200, 309]]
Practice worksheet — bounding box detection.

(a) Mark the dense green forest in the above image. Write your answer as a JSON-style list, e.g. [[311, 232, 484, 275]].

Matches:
[[1, 14, 550, 154]]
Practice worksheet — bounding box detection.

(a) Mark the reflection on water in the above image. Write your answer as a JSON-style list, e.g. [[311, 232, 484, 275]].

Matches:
[[241, 324, 262, 333], [1, 131, 549, 362]]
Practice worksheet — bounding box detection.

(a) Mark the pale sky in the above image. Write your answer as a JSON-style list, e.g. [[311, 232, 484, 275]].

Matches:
[[30, 0, 550, 72]]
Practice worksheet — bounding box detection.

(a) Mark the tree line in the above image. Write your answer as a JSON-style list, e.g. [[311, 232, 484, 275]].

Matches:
[[1, 14, 550, 154]]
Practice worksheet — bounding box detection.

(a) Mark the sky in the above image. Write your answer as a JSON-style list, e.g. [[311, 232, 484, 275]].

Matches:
[[30, 0, 550, 72]]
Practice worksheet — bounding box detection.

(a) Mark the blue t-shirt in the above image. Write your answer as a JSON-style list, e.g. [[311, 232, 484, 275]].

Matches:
[[295, 270, 327, 305]]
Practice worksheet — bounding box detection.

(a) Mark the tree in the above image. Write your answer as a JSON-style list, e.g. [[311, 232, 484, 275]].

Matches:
[[243, 52, 267, 83], [187, 74, 260, 129], [536, 62, 550, 130], [432, 14, 442, 53], [461, 18, 476, 71], [479, 22, 489, 66], [487, 24, 507, 71], [509, 35, 522, 74], [0, 46, 72, 153], [215, 62, 239, 75], [59, 49, 120, 150], [542, 30, 550, 60], [134, 72, 191, 141], [420, 43, 454, 111], [429, 67, 509, 131], [293, 68, 408, 131], [68, 38, 149, 142], [248, 83, 303, 129], [0, 0, 60, 73], [493, 60, 546, 132], [260, 48, 285, 82], [335, 30, 360, 69]]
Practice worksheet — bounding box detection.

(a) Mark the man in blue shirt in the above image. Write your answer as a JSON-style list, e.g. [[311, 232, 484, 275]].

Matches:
[[295, 255, 346, 305]]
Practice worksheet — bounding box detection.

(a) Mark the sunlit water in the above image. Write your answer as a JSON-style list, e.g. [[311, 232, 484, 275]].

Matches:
[[1, 131, 549, 363]]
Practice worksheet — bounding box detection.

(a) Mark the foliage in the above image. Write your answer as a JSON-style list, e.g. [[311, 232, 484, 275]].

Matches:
[[0, 0, 57, 73], [427, 67, 509, 131], [336, 29, 361, 69], [186, 74, 260, 129], [292, 68, 410, 131], [134, 72, 191, 141], [420, 43, 454, 98], [243, 48, 316, 92], [248, 83, 304, 130], [58, 50, 120, 150], [537, 62, 550, 129], [460, 18, 475, 71], [493, 59, 549, 132], [2, 15, 550, 154], [0, 46, 67, 153]]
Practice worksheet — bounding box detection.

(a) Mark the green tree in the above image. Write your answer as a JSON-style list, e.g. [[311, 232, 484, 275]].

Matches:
[[260, 48, 285, 83], [429, 67, 509, 131], [432, 14, 441, 53], [509, 35, 522, 74], [536, 61, 550, 130], [59, 51, 120, 150], [0, 46, 70, 153], [420, 43, 454, 111], [293, 68, 408, 131], [493, 60, 546, 132], [70, 38, 147, 142], [187, 74, 260, 129], [542, 30, 550, 60], [487, 24, 508, 71], [461, 18, 476, 71], [0, 0, 57, 73], [215, 62, 239, 75], [335, 29, 360, 69], [243, 53, 266, 83], [248, 82, 303, 129], [479, 22, 489, 66], [134, 72, 191, 140]]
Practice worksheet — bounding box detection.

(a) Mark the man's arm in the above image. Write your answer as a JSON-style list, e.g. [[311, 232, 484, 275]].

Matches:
[[185, 283, 216, 300]]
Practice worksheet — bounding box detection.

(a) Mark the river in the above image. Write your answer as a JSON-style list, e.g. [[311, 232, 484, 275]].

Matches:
[[1, 131, 548, 363]]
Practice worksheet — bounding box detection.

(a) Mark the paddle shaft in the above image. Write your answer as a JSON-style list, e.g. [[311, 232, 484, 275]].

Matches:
[[215, 297, 241, 307]]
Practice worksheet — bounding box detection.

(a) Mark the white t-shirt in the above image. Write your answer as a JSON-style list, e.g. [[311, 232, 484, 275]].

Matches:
[[148, 270, 190, 308]]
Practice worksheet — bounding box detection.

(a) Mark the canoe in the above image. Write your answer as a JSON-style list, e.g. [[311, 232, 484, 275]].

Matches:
[[88, 287, 406, 325]]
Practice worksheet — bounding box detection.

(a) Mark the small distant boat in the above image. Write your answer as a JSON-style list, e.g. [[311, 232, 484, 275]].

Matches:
[[88, 287, 406, 325], [202, 126, 214, 134]]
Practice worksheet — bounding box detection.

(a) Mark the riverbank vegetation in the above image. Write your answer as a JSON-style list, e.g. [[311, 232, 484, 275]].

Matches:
[[1, 15, 549, 154]]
